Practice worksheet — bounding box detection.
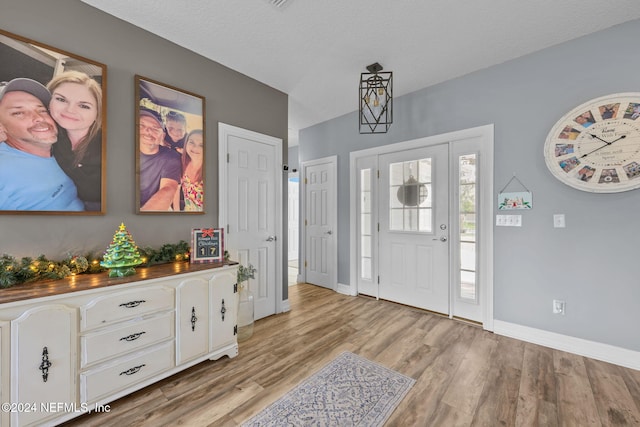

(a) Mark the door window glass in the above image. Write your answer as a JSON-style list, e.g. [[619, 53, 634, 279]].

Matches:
[[389, 158, 432, 232], [459, 154, 477, 301], [360, 169, 373, 280]]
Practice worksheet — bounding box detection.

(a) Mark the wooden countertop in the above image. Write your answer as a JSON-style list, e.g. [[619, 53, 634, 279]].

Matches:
[[0, 261, 238, 305]]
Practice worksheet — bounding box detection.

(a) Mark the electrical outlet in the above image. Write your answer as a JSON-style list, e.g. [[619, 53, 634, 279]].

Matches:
[[553, 214, 566, 228], [553, 299, 566, 315]]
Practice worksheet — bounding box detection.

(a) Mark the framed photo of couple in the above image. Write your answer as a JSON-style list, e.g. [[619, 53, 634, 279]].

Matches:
[[0, 29, 107, 214], [135, 75, 206, 214]]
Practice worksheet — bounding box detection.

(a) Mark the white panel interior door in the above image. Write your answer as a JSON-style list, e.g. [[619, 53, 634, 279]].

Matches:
[[220, 124, 281, 320], [378, 144, 450, 314], [304, 158, 336, 289]]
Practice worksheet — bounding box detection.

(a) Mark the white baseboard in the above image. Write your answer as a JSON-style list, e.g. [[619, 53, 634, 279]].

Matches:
[[493, 320, 640, 371], [281, 299, 290, 313], [336, 282, 356, 296]]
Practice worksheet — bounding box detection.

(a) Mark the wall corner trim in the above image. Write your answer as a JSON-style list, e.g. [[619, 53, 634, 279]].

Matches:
[[493, 320, 640, 371], [336, 283, 356, 296]]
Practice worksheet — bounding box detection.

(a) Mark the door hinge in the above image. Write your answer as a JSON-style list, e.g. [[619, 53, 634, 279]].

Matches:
[[305, 260, 308, 268], [234, 325, 238, 335], [304, 177, 308, 184], [377, 275, 380, 284], [305, 219, 307, 226], [377, 169, 380, 178], [226, 224, 230, 234], [234, 283, 238, 293], [377, 222, 380, 232], [227, 153, 230, 163]]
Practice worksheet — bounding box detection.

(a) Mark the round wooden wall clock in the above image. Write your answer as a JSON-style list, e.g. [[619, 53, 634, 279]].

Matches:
[[544, 93, 640, 193]]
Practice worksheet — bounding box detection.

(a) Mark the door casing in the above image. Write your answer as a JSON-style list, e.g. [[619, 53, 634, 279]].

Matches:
[[349, 125, 494, 330]]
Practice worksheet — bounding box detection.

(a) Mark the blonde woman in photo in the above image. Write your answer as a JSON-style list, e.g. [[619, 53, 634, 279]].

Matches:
[[174, 129, 204, 211], [47, 70, 103, 211]]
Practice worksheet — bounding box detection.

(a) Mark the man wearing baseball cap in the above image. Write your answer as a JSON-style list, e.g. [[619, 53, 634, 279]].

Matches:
[[138, 107, 181, 210], [0, 77, 83, 211]]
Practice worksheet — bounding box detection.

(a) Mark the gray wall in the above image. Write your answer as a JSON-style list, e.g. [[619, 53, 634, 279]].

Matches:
[[300, 19, 640, 352], [288, 145, 299, 172], [0, 1, 289, 296]]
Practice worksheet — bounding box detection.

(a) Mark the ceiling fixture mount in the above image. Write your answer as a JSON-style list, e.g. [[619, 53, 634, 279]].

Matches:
[[267, 0, 291, 8], [359, 62, 393, 134]]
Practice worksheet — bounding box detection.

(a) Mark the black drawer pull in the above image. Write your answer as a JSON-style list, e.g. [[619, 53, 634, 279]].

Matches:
[[191, 307, 198, 331], [119, 300, 146, 308], [39, 346, 52, 382], [119, 364, 146, 376], [221, 299, 226, 321], [119, 331, 146, 342]]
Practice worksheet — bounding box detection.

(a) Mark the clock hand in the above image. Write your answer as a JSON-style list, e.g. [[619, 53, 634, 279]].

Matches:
[[580, 144, 609, 158], [588, 133, 611, 144], [608, 134, 627, 144], [580, 135, 626, 158]]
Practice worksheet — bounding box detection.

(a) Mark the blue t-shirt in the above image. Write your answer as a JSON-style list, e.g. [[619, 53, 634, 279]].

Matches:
[[0, 142, 84, 211], [139, 146, 181, 207]]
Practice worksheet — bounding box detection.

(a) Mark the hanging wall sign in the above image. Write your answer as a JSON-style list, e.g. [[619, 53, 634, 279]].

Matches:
[[498, 175, 533, 210], [498, 191, 532, 210], [190, 228, 223, 263]]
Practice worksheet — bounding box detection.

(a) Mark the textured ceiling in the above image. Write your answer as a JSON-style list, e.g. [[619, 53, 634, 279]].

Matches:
[[81, 0, 640, 145]]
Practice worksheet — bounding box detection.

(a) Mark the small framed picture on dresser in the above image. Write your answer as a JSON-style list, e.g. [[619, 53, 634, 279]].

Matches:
[[191, 228, 224, 263]]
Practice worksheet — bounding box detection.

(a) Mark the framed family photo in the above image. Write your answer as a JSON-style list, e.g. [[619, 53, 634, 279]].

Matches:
[[0, 28, 107, 214], [135, 75, 206, 214]]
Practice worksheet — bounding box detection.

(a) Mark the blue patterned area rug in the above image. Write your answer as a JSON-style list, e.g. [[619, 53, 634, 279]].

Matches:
[[241, 351, 415, 426]]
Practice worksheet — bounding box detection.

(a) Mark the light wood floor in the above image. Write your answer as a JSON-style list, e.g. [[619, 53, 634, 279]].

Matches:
[[62, 283, 640, 426]]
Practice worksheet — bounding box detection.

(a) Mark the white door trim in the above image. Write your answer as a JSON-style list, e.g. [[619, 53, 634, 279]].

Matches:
[[349, 124, 494, 330], [300, 155, 338, 290], [218, 122, 284, 314]]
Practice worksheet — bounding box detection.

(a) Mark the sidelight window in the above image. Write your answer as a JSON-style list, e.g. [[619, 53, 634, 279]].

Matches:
[[459, 154, 477, 301], [360, 168, 373, 280]]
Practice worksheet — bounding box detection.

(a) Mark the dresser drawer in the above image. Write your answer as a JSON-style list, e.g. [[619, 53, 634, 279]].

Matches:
[[80, 342, 174, 404], [80, 312, 174, 368], [81, 286, 174, 330]]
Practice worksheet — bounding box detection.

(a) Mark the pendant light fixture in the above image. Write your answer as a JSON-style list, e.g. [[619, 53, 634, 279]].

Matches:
[[359, 62, 393, 134]]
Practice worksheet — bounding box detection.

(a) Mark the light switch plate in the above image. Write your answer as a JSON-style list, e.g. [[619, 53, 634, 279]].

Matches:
[[496, 214, 522, 227], [553, 214, 565, 228]]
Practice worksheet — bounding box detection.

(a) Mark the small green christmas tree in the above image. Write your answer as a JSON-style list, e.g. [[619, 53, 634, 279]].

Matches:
[[100, 223, 143, 277]]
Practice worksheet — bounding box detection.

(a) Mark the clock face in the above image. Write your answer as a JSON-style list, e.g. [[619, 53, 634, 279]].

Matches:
[[544, 93, 640, 193]]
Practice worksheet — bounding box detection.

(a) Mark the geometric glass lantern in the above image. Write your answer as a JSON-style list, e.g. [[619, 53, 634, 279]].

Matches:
[[359, 62, 393, 134]]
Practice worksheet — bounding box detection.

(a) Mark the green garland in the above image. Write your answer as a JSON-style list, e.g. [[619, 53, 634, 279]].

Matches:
[[0, 241, 191, 289], [139, 241, 191, 266]]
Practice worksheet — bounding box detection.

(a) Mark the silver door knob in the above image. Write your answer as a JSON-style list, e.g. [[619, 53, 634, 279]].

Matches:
[[433, 236, 447, 242], [266, 236, 277, 242], [325, 230, 333, 235]]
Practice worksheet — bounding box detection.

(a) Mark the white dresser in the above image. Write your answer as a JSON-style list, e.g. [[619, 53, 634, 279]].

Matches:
[[0, 262, 238, 427]]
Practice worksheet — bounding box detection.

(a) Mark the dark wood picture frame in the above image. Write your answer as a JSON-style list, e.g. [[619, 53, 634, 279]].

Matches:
[[0, 28, 107, 214], [135, 75, 206, 214]]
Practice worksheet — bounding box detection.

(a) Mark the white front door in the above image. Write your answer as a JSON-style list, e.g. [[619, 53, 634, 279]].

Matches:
[[378, 144, 450, 314], [219, 123, 282, 320], [351, 126, 494, 328], [303, 156, 337, 289]]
